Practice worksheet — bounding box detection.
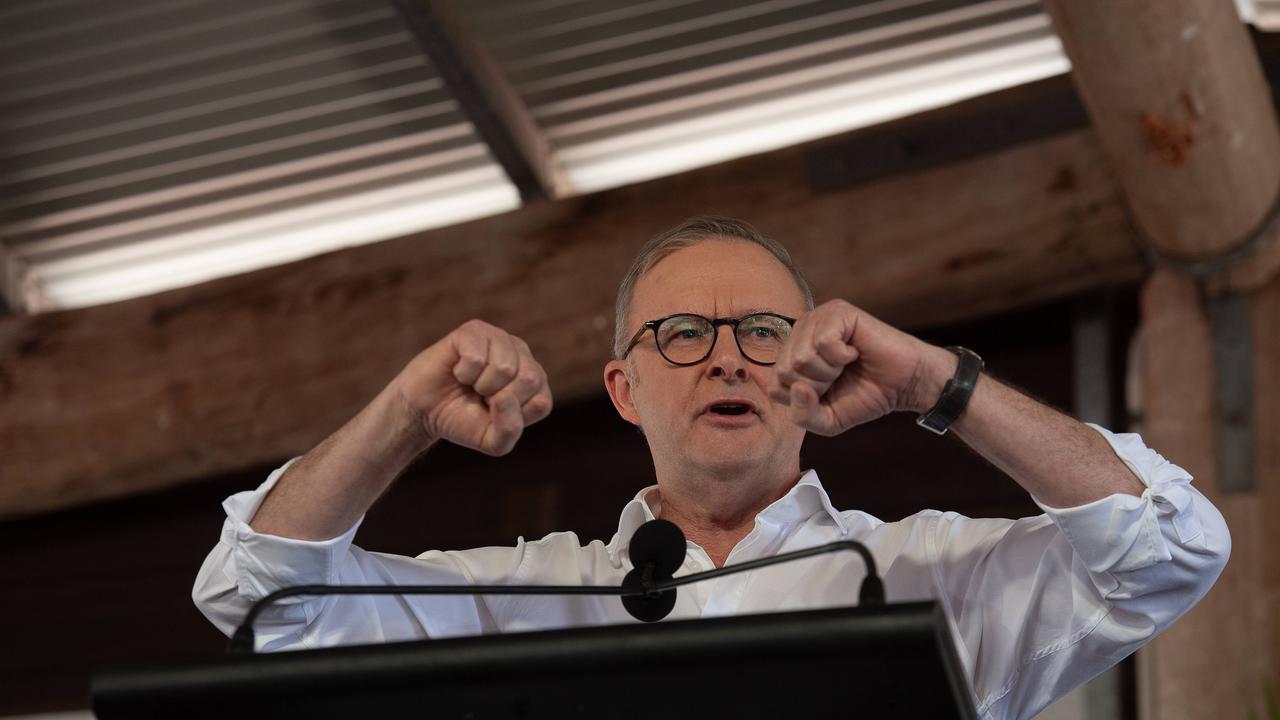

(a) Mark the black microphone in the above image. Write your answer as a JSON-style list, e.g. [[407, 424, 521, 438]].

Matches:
[[620, 519, 685, 622], [229, 520, 884, 653]]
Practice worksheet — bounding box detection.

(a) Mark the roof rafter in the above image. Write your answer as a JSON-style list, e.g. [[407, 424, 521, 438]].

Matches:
[[392, 0, 571, 202], [0, 245, 39, 317]]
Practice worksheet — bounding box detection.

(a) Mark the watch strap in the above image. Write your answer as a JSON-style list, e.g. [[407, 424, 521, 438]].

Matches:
[[916, 346, 983, 435]]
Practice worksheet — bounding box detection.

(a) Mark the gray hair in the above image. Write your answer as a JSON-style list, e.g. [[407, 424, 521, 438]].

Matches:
[[612, 216, 815, 359]]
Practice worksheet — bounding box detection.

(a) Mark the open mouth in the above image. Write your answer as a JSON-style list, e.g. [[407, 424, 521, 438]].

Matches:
[[706, 403, 753, 416]]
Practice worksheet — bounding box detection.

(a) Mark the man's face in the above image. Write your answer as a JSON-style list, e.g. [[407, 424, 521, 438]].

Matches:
[[604, 239, 809, 482]]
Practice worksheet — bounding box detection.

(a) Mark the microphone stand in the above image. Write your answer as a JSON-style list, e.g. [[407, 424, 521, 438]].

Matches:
[[229, 539, 882, 655]]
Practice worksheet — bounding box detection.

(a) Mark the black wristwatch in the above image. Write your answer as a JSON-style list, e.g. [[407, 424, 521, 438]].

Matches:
[[916, 346, 983, 435]]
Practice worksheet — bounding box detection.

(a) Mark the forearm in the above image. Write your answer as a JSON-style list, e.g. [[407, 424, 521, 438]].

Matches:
[[250, 380, 434, 540], [911, 345, 1145, 507]]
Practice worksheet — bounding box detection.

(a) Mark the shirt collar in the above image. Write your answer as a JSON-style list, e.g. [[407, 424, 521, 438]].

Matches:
[[608, 469, 847, 563]]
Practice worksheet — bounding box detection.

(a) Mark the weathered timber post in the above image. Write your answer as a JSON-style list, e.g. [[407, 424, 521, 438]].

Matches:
[[1042, 1, 1280, 718]]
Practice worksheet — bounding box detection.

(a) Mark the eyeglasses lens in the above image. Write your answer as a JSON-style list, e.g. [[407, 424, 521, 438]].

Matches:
[[656, 315, 713, 364], [736, 314, 790, 363]]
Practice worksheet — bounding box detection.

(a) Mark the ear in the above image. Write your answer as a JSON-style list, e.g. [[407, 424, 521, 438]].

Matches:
[[603, 359, 642, 426]]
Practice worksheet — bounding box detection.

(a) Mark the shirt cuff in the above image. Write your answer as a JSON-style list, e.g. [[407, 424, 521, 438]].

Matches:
[[219, 458, 365, 602], [1032, 424, 1203, 576]]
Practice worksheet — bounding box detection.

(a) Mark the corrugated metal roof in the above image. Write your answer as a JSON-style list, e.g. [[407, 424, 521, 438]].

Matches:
[[462, 0, 1067, 192], [0, 0, 1089, 313], [0, 0, 517, 311]]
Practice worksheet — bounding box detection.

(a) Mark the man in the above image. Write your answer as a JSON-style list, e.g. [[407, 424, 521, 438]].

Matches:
[[195, 217, 1229, 719]]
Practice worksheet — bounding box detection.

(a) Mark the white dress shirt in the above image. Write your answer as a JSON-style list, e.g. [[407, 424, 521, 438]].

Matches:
[[193, 425, 1229, 720]]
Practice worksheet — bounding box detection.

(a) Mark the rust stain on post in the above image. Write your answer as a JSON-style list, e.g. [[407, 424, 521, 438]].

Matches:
[[1140, 93, 1199, 166]]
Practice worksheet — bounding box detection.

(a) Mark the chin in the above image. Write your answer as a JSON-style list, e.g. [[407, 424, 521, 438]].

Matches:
[[691, 448, 771, 478]]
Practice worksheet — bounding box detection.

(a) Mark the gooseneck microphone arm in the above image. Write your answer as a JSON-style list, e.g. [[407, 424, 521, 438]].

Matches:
[[229, 537, 883, 655], [650, 540, 883, 602]]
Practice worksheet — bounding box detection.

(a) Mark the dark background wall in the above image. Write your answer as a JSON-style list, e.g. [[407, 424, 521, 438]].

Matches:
[[0, 291, 1135, 715]]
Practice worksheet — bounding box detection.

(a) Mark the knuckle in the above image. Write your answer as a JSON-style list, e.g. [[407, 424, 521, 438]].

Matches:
[[489, 361, 517, 379], [817, 332, 843, 349], [454, 358, 486, 380], [512, 372, 540, 393], [527, 396, 552, 419]]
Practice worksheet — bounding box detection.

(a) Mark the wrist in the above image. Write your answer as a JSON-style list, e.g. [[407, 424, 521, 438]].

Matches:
[[904, 344, 960, 414], [374, 379, 437, 464]]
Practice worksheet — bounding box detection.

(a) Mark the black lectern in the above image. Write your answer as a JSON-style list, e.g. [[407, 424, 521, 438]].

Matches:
[[93, 601, 978, 719]]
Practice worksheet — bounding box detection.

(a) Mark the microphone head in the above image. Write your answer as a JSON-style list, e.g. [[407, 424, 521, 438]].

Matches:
[[628, 519, 686, 577], [621, 568, 677, 622]]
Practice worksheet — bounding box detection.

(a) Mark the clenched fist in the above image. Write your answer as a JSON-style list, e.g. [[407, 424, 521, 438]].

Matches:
[[395, 320, 554, 456], [767, 299, 954, 436]]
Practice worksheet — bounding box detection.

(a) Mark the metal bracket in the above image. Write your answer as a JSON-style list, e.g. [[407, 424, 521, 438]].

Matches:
[[1072, 292, 1117, 427], [1135, 185, 1280, 277], [1208, 293, 1255, 493]]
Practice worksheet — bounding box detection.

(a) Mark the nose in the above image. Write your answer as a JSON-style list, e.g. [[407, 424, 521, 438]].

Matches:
[[706, 324, 748, 381]]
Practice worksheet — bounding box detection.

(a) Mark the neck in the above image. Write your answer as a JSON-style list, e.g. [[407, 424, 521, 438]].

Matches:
[[653, 466, 801, 567]]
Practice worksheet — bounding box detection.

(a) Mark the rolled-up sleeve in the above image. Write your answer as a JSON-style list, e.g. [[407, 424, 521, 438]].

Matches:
[[192, 461, 527, 651], [929, 425, 1230, 720], [1035, 426, 1227, 597]]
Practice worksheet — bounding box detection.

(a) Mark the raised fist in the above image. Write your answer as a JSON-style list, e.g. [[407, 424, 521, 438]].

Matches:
[[768, 299, 950, 436], [395, 320, 553, 456]]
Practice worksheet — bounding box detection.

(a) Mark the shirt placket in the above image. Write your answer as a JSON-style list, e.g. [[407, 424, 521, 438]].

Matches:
[[681, 545, 715, 613], [699, 519, 783, 617]]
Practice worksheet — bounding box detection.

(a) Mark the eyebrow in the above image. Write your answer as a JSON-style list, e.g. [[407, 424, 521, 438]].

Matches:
[[707, 307, 780, 318], [658, 308, 784, 320]]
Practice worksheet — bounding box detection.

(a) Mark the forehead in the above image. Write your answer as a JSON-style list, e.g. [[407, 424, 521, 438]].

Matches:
[[630, 238, 807, 320]]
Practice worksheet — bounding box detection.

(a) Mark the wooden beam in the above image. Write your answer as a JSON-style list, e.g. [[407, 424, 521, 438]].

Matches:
[[1133, 270, 1217, 720], [392, 0, 570, 202], [1135, 271, 1280, 720], [1042, 0, 1280, 263], [0, 79, 1143, 520]]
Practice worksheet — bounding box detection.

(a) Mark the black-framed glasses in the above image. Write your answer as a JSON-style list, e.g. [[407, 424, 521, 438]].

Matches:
[[621, 312, 797, 366]]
